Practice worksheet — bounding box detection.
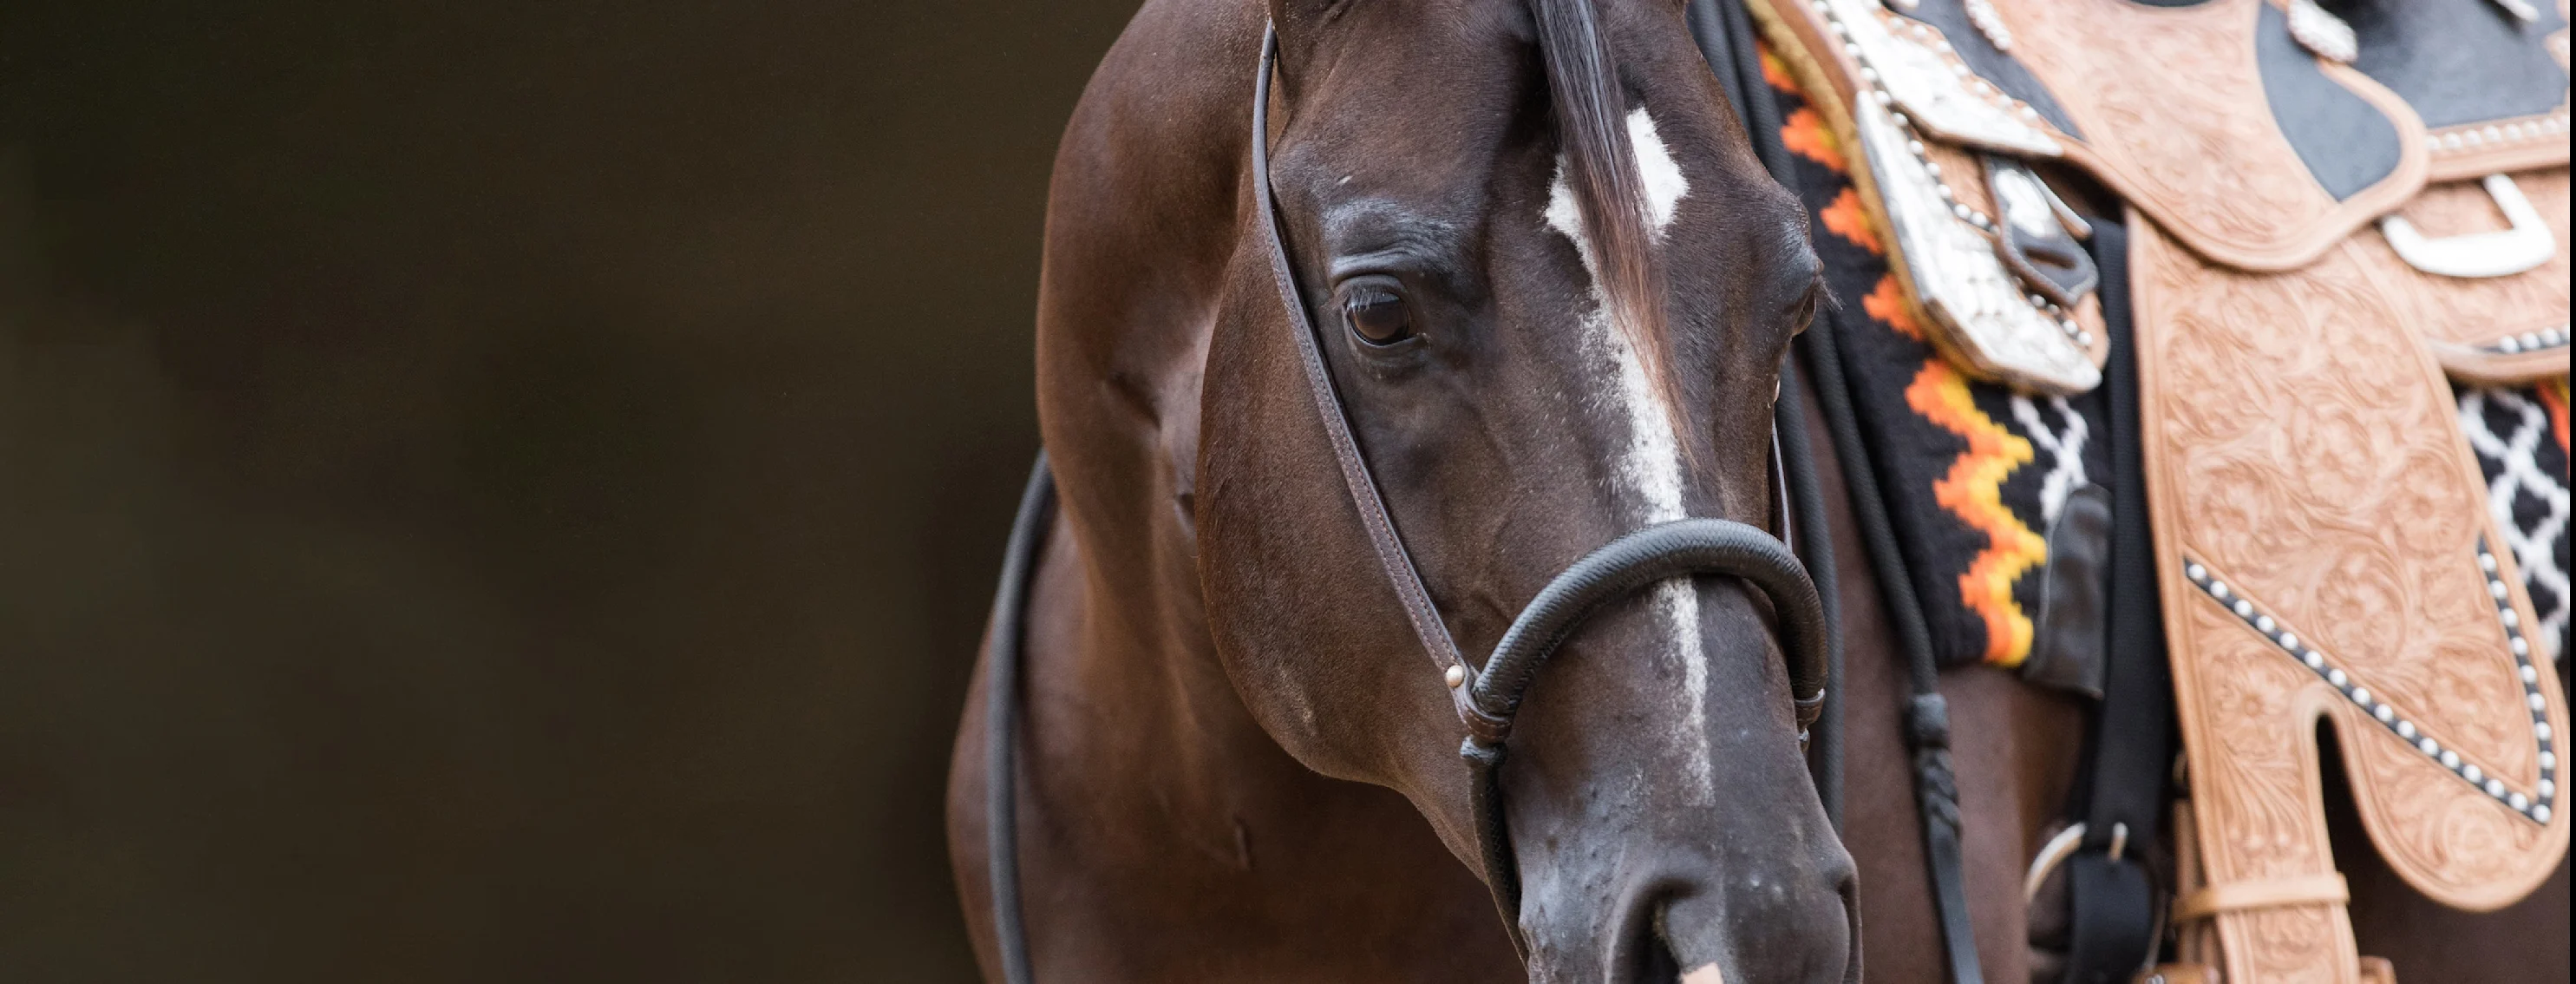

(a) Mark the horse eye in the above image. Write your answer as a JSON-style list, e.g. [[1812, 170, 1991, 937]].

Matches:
[[1344, 292, 1414, 345]]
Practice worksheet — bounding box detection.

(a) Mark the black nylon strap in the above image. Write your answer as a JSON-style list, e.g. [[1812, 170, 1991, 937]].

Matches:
[[2059, 220, 2173, 984]]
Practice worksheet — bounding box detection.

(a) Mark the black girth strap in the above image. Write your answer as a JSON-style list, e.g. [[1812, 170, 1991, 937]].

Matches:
[[2058, 220, 2174, 984], [1694, 1, 1984, 980]]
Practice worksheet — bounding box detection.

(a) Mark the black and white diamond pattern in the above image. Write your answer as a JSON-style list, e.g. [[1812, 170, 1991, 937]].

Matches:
[[2010, 393, 2090, 527], [2459, 386, 2571, 665]]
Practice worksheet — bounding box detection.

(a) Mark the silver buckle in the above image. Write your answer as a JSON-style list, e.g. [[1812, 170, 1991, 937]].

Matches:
[[2378, 174, 2556, 279]]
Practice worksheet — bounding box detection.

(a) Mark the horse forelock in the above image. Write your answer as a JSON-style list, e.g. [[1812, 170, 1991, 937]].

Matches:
[[1530, 0, 1690, 456]]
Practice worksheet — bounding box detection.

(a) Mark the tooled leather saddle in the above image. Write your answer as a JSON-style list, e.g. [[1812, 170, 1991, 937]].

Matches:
[[1749, 0, 2571, 981]]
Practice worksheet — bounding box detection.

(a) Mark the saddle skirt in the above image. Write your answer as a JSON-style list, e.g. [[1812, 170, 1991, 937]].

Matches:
[[1752, 0, 2572, 981]]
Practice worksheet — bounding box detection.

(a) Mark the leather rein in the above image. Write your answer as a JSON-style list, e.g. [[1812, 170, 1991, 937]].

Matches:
[[981, 23, 1834, 980]]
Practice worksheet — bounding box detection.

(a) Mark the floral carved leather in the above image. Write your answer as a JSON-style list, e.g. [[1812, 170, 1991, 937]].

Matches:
[[2133, 218, 2569, 984]]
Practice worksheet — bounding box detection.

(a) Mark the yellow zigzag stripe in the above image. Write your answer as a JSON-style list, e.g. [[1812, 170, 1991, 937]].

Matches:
[[1906, 361, 2046, 666]]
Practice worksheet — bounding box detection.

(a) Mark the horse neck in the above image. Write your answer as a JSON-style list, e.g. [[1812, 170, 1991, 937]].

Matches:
[[1026, 0, 1300, 816]]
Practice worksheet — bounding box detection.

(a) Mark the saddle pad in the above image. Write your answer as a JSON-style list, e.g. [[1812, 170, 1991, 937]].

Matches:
[[1759, 49, 2115, 671], [2134, 215, 2572, 982], [2458, 381, 2574, 670], [1750, 0, 2110, 395]]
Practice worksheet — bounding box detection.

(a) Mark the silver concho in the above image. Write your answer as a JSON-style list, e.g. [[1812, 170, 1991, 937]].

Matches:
[[1854, 95, 2099, 394]]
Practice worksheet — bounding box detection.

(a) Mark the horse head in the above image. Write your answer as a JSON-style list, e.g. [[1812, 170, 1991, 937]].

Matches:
[[1193, 1, 1857, 979]]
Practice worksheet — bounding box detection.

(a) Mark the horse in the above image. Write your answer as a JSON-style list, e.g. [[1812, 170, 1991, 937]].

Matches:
[[946, 0, 2573, 981]]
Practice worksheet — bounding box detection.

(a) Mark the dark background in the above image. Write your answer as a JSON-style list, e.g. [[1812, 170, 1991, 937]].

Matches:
[[0, 2, 1137, 979]]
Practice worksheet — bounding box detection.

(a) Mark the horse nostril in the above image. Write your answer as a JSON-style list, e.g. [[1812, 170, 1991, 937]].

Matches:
[[1649, 913, 1732, 984], [1646, 859, 1854, 984], [1833, 862, 1864, 984], [1618, 891, 1679, 984], [1638, 927, 1684, 984]]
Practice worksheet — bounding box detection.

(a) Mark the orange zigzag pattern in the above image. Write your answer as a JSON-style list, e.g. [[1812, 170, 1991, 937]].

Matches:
[[1906, 361, 2045, 666], [1862, 275, 1920, 340], [2543, 377, 2570, 457], [1782, 108, 1847, 174], [1760, 46, 1797, 91], [1821, 189, 1881, 256]]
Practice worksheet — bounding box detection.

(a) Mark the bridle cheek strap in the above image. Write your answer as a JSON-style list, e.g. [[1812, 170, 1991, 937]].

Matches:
[[1253, 23, 1829, 957], [1252, 23, 1495, 734]]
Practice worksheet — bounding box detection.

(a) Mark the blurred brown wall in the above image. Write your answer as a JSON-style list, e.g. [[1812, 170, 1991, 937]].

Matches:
[[0, 2, 1135, 980]]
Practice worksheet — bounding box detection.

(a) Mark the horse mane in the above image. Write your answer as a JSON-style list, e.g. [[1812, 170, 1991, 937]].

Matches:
[[1529, 0, 1685, 444]]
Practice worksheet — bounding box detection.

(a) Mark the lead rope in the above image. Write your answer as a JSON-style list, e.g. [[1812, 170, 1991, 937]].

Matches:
[[1696, 0, 1982, 980]]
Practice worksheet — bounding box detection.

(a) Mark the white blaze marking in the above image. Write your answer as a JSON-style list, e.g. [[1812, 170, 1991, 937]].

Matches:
[[1545, 109, 1715, 799]]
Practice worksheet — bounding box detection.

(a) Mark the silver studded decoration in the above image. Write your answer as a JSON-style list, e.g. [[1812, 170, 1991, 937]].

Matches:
[[2183, 541, 2558, 825], [2485, 324, 2570, 357], [1808, 0, 2095, 362], [2433, 112, 2571, 155]]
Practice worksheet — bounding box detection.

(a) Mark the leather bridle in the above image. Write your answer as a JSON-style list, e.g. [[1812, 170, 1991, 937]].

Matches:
[[1247, 23, 1829, 957]]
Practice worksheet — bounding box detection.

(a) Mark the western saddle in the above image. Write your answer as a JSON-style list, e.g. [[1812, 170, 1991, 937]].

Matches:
[[1749, 0, 2571, 981]]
